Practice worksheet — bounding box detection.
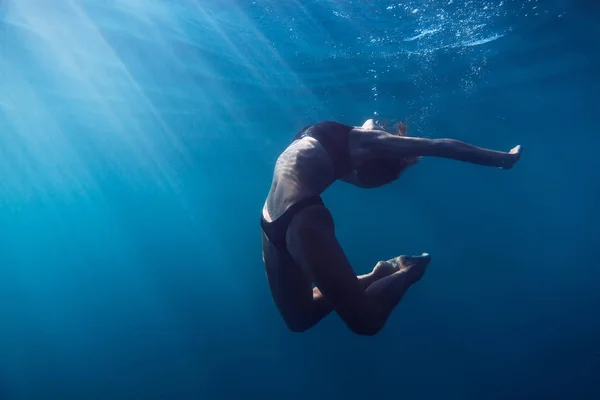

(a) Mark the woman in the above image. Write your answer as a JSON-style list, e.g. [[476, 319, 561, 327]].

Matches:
[[261, 119, 521, 335]]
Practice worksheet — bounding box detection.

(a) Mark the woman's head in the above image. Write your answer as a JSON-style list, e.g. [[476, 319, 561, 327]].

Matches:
[[360, 119, 408, 136], [356, 158, 411, 187], [396, 121, 408, 136], [355, 120, 418, 187]]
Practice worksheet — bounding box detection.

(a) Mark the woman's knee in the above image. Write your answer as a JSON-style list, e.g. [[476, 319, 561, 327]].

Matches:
[[282, 314, 314, 333], [340, 308, 385, 336], [346, 319, 384, 336]]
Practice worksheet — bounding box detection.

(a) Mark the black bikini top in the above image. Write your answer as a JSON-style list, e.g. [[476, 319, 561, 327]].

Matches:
[[294, 121, 354, 178]]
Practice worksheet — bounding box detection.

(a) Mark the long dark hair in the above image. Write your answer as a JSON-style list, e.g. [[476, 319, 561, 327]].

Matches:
[[355, 121, 414, 185]]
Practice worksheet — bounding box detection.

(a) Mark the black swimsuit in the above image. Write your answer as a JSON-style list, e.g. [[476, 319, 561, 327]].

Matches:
[[260, 121, 354, 249]]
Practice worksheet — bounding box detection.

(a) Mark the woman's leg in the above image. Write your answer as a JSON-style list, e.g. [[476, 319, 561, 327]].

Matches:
[[286, 204, 430, 336], [263, 234, 400, 332]]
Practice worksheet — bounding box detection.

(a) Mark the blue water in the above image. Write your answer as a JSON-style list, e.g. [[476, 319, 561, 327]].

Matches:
[[1, 0, 599, 398]]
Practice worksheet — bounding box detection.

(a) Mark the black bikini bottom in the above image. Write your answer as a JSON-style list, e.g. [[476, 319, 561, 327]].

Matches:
[[260, 196, 324, 250]]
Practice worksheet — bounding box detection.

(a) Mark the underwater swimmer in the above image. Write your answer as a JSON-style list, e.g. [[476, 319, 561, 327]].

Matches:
[[261, 119, 522, 335]]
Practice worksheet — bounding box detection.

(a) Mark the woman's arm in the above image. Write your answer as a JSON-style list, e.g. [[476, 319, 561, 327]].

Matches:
[[364, 131, 522, 169]]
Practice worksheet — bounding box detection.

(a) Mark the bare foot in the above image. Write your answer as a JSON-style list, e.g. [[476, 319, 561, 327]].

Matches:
[[373, 253, 430, 282], [386, 253, 430, 284], [372, 260, 398, 280]]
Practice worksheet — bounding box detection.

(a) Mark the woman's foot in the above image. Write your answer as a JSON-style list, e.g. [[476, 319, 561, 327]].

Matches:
[[372, 261, 398, 280], [386, 253, 430, 284], [373, 253, 431, 283]]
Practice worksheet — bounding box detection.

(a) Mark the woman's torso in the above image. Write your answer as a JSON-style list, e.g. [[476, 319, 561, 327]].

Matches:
[[262, 122, 355, 222]]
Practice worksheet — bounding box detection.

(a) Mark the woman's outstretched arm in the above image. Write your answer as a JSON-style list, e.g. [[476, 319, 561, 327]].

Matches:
[[362, 131, 522, 169]]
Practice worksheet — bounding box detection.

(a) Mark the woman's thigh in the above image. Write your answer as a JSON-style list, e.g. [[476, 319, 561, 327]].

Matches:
[[262, 233, 315, 328]]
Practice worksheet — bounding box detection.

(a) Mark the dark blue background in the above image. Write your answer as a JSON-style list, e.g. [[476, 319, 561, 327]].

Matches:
[[1, 0, 598, 398]]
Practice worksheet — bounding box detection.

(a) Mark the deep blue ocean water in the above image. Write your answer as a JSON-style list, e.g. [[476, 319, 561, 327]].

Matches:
[[1, 0, 599, 398]]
